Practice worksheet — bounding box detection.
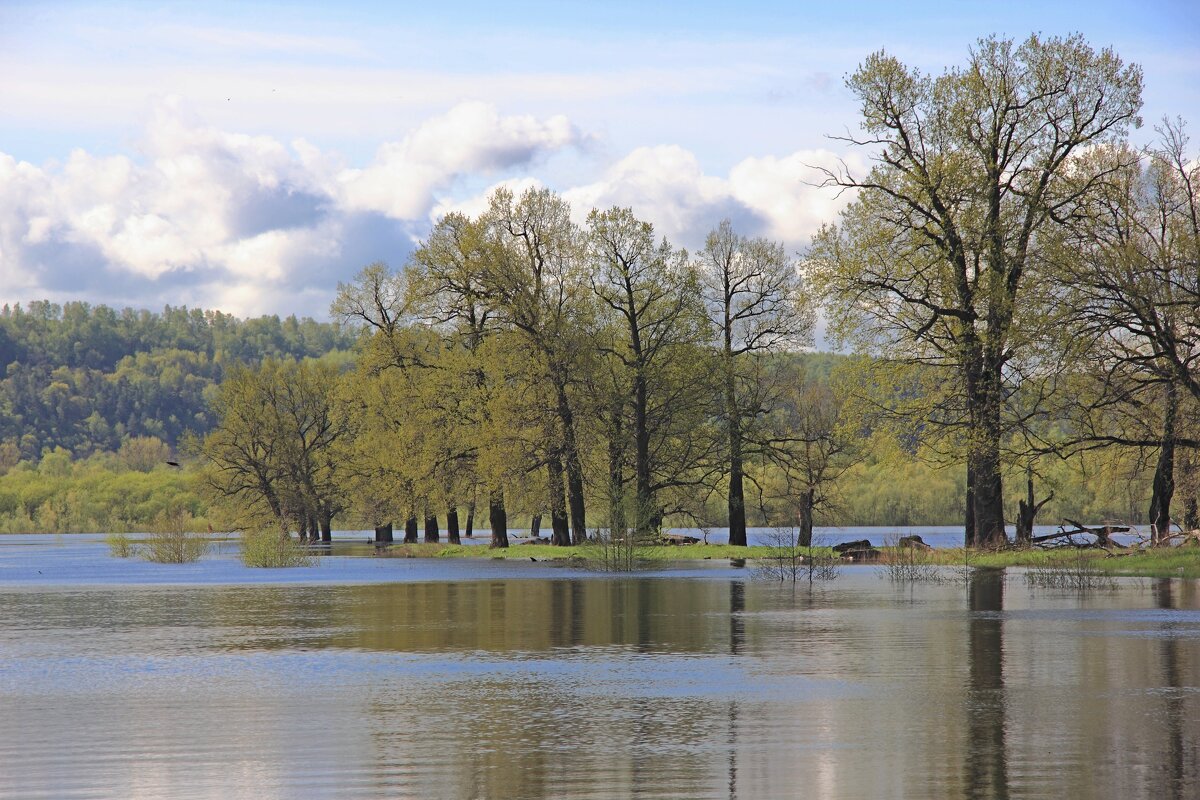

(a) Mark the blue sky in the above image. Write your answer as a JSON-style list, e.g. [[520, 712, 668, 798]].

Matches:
[[1, 1, 1197, 317]]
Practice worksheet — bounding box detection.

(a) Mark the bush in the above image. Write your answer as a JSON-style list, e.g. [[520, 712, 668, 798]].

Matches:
[[142, 508, 208, 563], [881, 536, 945, 583], [105, 531, 136, 558], [142, 529, 208, 563], [240, 529, 316, 568], [752, 528, 840, 585], [1024, 550, 1116, 591]]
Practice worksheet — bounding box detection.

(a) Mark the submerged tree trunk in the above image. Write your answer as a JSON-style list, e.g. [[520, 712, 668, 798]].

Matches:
[[488, 488, 509, 548], [424, 511, 439, 544], [1149, 382, 1178, 546], [374, 521, 394, 544], [404, 513, 419, 544], [548, 458, 571, 546], [446, 507, 461, 545]]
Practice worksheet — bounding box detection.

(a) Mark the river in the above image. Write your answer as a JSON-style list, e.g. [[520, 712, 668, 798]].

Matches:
[[0, 534, 1196, 798]]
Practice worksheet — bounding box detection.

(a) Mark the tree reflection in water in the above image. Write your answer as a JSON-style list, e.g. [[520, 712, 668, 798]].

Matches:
[[966, 569, 1009, 799]]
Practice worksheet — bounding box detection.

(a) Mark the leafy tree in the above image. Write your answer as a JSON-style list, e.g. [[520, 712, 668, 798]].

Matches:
[[696, 220, 814, 545], [810, 34, 1143, 546], [1053, 120, 1200, 541], [587, 206, 715, 536]]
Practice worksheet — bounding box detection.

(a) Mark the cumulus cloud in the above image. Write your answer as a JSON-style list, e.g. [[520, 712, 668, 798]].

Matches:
[[339, 101, 582, 220], [0, 99, 583, 317], [562, 145, 862, 250], [0, 96, 857, 319]]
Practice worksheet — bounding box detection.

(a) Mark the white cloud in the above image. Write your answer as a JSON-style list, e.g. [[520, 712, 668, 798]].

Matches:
[[0, 99, 585, 317], [340, 101, 581, 219], [561, 145, 861, 250], [0, 98, 857, 318]]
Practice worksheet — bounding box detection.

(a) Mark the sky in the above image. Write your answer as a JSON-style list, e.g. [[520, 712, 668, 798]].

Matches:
[[1, 1, 1197, 319]]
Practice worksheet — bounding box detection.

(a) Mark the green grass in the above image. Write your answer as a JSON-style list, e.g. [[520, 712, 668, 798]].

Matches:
[[372, 540, 1200, 578], [891, 546, 1200, 580]]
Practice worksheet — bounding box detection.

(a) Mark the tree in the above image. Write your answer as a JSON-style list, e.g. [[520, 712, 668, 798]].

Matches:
[[1054, 120, 1200, 542], [810, 34, 1143, 546], [587, 207, 715, 536], [697, 220, 813, 546], [202, 359, 351, 539], [771, 365, 857, 546]]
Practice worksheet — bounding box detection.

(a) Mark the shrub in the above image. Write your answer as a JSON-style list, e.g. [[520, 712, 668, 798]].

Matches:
[[105, 531, 136, 558], [240, 529, 316, 568], [752, 528, 840, 585], [142, 508, 208, 563], [142, 529, 208, 563], [1024, 551, 1116, 591]]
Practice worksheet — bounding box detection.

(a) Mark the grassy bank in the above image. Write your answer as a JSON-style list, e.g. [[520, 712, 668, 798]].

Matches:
[[369, 541, 1200, 579]]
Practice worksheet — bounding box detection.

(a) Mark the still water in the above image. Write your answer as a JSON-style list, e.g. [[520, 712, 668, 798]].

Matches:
[[1, 536, 1198, 799]]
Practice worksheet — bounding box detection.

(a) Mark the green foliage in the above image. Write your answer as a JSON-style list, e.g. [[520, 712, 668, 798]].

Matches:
[[0, 301, 354, 458], [104, 531, 135, 558], [142, 511, 208, 563], [0, 450, 211, 533], [239, 529, 316, 568]]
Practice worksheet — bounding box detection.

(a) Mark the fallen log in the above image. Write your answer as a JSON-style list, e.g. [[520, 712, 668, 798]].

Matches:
[[833, 539, 873, 553], [1033, 519, 1132, 549]]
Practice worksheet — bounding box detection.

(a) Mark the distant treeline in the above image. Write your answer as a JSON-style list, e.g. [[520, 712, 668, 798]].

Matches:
[[0, 301, 355, 460]]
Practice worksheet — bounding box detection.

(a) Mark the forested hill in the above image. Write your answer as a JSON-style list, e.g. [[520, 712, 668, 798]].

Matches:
[[0, 301, 355, 460]]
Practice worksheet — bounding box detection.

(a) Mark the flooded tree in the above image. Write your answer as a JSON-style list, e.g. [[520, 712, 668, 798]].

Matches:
[[810, 34, 1143, 546], [697, 220, 814, 546]]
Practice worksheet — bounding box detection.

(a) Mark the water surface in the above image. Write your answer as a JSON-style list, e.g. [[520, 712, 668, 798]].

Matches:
[[1, 537, 1197, 799]]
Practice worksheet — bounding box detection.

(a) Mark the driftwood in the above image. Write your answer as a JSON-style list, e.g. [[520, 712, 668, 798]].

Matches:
[[898, 535, 932, 550], [659, 533, 701, 546], [1033, 519, 1131, 550]]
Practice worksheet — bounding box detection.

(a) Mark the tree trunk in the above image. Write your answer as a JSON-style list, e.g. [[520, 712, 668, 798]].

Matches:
[[1184, 497, 1198, 532], [965, 463, 977, 547], [307, 514, 319, 542], [633, 371, 654, 536], [548, 458, 571, 546], [319, 503, 332, 543], [553, 381, 588, 545], [726, 351, 747, 547], [446, 507, 461, 545], [465, 501, 475, 538], [530, 514, 542, 539], [374, 521, 393, 544], [424, 511, 439, 544], [1015, 470, 1035, 546], [971, 364, 1007, 548], [1148, 382, 1178, 546], [797, 487, 814, 548], [488, 488, 508, 548], [404, 513, 418, 544], [607, 400, 626, 541]]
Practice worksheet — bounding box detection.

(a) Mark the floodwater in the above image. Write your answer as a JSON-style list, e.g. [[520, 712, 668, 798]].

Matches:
[[1, 536, 1197, 799]]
